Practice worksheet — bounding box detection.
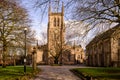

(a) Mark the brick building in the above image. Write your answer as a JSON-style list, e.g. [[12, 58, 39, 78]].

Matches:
[[86, 25, 120, 67]]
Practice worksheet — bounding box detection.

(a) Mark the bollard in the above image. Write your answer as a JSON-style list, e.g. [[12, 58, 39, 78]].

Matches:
[[32, 47, 37, 71]]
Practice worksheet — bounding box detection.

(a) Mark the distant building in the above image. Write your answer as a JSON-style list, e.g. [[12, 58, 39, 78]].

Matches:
[[62, 45, 85, 64], [35, 45, 48, 65], [0, 47, 25, 66], [86, 25, 120, 67], [35, 44, 85, 65]]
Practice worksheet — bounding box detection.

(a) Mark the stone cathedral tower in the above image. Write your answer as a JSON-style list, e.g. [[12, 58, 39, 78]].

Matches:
[[47, 2, 65, 64]]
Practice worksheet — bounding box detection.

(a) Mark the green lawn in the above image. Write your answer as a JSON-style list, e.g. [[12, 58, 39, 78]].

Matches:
[[0, 66, 38, 80], [71, 67, 120, 80]]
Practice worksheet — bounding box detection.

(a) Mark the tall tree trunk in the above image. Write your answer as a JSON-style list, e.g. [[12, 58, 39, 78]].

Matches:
[[54, 58, 58, 64], [2, 54, 6, 68], [13, 49, 16, 66], [2, 46, 7, 68], [13, 54, 16, 66]]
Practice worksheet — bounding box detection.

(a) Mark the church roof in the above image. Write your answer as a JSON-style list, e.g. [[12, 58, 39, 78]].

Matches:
[[87, 24, 120, 47]]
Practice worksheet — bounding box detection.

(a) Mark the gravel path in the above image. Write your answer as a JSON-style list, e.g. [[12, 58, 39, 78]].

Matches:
[[31, 65, 84, 80]]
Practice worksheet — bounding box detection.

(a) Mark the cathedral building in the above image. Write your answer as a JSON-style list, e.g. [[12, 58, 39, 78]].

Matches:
[[47, 2, 85, 64], [34, 2, 85, 65]]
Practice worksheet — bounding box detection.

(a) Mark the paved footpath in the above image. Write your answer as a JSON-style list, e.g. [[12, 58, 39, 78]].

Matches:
[[31, 65, 85, 80]]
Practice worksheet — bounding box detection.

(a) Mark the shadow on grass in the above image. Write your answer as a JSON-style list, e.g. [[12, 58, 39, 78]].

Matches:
[[0, 66, 33, 80], [97, 74, 120, 80], [71, 68, 120, 80]]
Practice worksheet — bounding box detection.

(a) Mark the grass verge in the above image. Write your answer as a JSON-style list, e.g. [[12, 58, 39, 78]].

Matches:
[[0, 66, 40, 80], [71, 67, 120, 80]]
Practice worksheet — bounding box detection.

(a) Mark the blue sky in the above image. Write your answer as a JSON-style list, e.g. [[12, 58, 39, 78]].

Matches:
[[20, 0, 89, 48], [20, 0, 48, 41], [20, 0, 101, 48], [20, 0, 74, 41], [19, 0, 118, 49]]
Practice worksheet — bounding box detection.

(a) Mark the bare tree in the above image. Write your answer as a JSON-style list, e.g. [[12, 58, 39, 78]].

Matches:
[[0, 0, 35, 68], [34, 0, 120, 29], [72, 0, 120, 27], [67, 0, 120, 46], [40, 32, 47, 45], [48, 30, 62, 64], [65, 20, 113, 47], [33, 0, 120, 48]]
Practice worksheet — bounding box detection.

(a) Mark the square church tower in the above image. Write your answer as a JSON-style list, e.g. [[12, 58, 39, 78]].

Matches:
[[47, 2, 65, 64]]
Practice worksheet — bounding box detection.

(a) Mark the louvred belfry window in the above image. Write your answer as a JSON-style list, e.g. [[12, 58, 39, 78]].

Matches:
[[57, 18, 59, 26], [54, 18, 56, 26]]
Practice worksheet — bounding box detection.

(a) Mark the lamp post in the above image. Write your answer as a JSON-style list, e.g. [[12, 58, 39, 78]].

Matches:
[[24, 28, 27, 73]]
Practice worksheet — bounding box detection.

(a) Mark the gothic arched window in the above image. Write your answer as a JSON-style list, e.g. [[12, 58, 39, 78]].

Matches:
[[54, 18, 56, 26], [118, 38, 120, 46], [57, 18, 59, 26]]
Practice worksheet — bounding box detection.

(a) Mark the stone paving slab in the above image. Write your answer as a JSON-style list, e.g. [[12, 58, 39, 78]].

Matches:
[[31, 65, 85, 80]]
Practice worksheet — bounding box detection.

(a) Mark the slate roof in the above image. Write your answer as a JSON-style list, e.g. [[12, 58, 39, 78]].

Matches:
[[87, 24, 120, 47]]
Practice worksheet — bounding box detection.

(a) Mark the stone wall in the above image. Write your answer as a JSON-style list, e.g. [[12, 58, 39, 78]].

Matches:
[[86, 25, 120, 67], [111, 28, 120, 67]]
